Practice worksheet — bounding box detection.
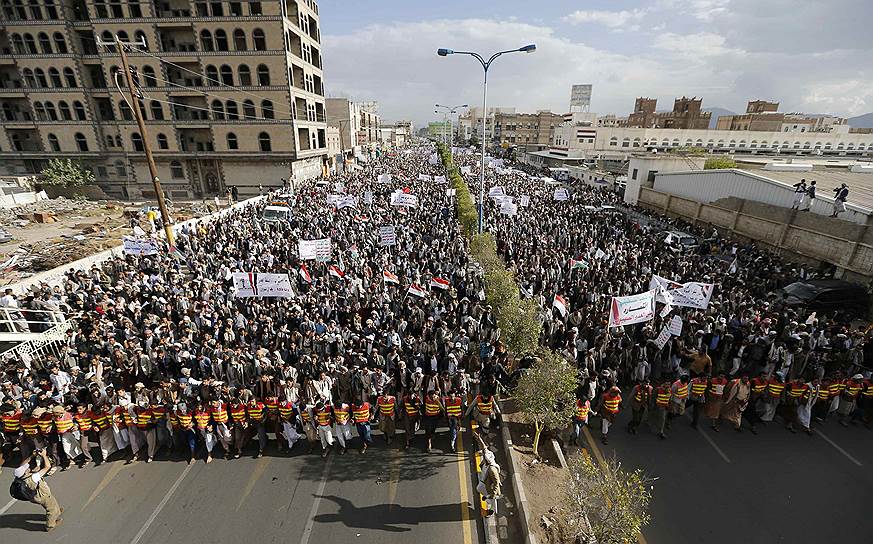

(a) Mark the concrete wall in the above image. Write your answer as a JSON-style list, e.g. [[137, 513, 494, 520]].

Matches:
[[638, 187, 873, 280]]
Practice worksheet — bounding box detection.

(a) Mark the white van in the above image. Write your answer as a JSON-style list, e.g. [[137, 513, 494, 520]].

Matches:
[[261, 205, 293, 223]]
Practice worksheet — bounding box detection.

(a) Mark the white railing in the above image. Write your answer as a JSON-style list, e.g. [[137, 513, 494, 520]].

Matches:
[[0, 316, 77, 370], [0, 307, 68, 334]]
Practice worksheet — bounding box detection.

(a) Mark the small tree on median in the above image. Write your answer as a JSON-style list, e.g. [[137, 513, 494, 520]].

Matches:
[[556, 453, 652, 544], [514, 349, 578, 458]]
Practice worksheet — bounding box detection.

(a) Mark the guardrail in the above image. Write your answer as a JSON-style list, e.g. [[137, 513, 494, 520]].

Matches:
[[0, 315, 77, 370]]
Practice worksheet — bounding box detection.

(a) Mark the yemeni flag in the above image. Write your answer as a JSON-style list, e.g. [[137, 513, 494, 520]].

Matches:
[[355, 214, 370, 223], [553, 294, 569, 317], [383, 270, 399, 285], [430, 277, 450, 290], [407, 283, 428, 298], [329, 265, 345, 280], [570, 258, 588, 271], [299, 264, 312, 284]]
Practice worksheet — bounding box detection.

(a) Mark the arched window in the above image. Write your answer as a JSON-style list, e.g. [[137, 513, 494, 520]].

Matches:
[[23, 33, 37, 54], [116, 31, 129, 42], [214, 29, 228, 51], [219, 65, 233, 85], [34, 68, 47, 87], [150, 101, 164, 120], [238, 64, 251, 86], [205, 65, 218, 83], [211, 100, 225, 120], [134, 31, 148, 51], [252, 28, 266, 50], [131, 132, 144, 151], [47, 134, 60, 152], [227, 132, 238, 150], [52, 32, 67, 54], [242, 100, 255, 119], [170, 161, 184, 178], [142, 66, 157, 87], [157, 133, 168, 149], [37, 32, 52, 54], [44, 101, 57, 120], [115, 160, 127, 177], [258, 132, 271, 151], [256, 64, 270, 85], [233, 29, 247, 51], [63, 67, 76, 87], [226, 100, 238, 120], [58, 101, 72, 120], [106, 135, 114, 147], [48, 68, 62, 87], [33, 101, 45, 120], [115, 135, 122, 147], [74, 132, 88, 151], [101, 31, 115, 53], [28, 0, 42, 19], [22, 69, 35, 88], [73, 101, 86, 120], [200, 30, 214, 52], [261, 100, 274, 119], [119, 100, 133, 121], [11, 34, 24, 54]]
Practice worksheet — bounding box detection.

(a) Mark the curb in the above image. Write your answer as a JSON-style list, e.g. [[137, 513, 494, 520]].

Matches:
[[498, 405, 539, 544], [551, 438, 568, 469]]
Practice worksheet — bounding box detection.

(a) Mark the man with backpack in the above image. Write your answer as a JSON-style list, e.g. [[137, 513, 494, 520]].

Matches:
[[11, 448, 63, 531]]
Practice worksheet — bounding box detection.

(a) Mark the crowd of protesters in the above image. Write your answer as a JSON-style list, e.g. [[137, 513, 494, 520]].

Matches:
[[454, 149, 873, 444]]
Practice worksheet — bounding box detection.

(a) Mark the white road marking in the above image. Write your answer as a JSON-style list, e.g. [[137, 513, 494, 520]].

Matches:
[[696, 426, 732, 464], [814, 429, 863, 467], [129, 462, 194, 544], [299, 455, 333, 544], [0, 498, 17, 516]]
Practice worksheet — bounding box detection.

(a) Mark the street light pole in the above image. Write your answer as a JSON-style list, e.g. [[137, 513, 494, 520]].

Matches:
[[435, 104, 468, 161], [437, 45, 536, 233]]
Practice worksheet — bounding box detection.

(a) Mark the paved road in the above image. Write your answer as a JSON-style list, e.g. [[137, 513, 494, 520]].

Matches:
[[0, 427, 484, 544], [578, 403, 872, 544]]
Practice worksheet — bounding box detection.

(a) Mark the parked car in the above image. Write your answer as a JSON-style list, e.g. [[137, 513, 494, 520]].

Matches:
[[771, 280, 870, 316], [664, 230, 699, 253], [261, 205, 293, 223]]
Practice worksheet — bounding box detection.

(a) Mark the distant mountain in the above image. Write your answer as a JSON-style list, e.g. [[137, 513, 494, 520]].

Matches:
[[849, 112, 873, 128], [703, 107, 736, 129]]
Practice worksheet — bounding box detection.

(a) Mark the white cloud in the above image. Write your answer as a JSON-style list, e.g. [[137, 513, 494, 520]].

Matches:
[[652, 32, 735, 57], [563, 9, 646, 29], [803, 81, 873, 117]]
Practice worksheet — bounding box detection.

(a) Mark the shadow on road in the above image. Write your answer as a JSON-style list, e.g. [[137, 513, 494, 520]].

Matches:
[[0, 513, 48, 532], [296, 445, 465, 483], [313, 494, 477, 533]]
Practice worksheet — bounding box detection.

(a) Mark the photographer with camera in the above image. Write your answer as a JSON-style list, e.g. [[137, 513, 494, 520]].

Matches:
[[10, 448, 64, 531]]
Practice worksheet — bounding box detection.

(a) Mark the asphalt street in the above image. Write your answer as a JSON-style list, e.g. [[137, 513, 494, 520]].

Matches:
[[578, 402, 872, 544], [0, 427, 484, 544]]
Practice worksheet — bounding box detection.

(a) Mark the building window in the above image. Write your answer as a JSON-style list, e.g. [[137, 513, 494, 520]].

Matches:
[[227, 132, 238, 149], [142, 66, 156, 87], [215, 29, 228, 51], [63, 67, 76, 87], [242, 100, 255, 119], [157, 133, 168, 149], [632, 168, 638, 180], [24, 33, 38, 54], [47, 134, 60, 152], [258, 132, 271, 151], [205, 65, 218, 83], [200, 30, 214, 52], [58, 101, 72, 120], [75, 132, 88, 151], [233, 29, 247, 51], [48, 68, 62, 87], [253, 29, 266, 50], [210, 1, 223, 16], [211, 100, 225, 120], [109, 0, 122, 17], [38, 32, 52, 54], [229, 2, 242, 16], [257, 64, 270, 85], [129, 1, 142, 17], [135, 31, 148, 51], [29, 0, 43, 19], [238, 65, 251, 86], [33, 102, 45, 120], [170, 161, 184, 178], [115, 160, 126, 177], [119, 100, 133, 120], [150, 101, 164, 120], [53, 32, 67, 54], [45, 101, 57, 120], [261, 100, 274, 119], [226, 100, 238, 120], [250, 2, 262, 15], [35, 68, 48, 88], [220, 65, 233, 85], [73, 101, 86, 120], [131, 132, 144, 151]]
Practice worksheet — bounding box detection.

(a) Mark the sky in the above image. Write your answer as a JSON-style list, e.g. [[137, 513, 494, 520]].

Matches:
[[318, 0, 873, 128]]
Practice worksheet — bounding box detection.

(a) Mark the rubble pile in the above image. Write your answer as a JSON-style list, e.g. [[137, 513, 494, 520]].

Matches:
[[0, 196, 85, 226]]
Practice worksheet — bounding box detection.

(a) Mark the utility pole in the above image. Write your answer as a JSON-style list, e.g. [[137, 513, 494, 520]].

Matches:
[[100, 34, 175, 249]]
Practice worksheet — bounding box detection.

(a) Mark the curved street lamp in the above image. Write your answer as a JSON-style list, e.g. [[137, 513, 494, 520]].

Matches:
[[435, 103, 468, 156], [437, 45, 536, 233]]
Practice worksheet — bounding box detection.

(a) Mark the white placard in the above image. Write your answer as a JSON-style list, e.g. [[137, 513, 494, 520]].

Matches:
[[446, 188, 457, 197], [379, 225, 396, 247], [460, 166, 472, 175], [336, 195, 358, 209], [123, 237, 158, 256], [418, 173, 432, 182], [378, 173, 393, 184], [298, 238, 332, 262], [553, 188, 570, 201], [334, 182, 345, 193], [667, 315, 683, 336], [327, 194, 342, 205], [232, 272, 294, 298], [650, 274, 714, 309], [390, 191, 419, 208], [654, 326, 671, 350], [363, 191, 374, 205], [434, 175, 447, 184], [519, 195, 530, 207], [500, 201, 518, 216], [488, 186, 505, 197], [608, 289, 657, 328]]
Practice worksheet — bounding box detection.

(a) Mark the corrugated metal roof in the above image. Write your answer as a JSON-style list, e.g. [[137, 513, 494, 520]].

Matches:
[[739, 164, 873, 211]]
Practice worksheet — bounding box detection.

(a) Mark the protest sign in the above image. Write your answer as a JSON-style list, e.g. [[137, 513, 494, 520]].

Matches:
[[654, 326, 672, 350], [553, 188, 570, 201], [650, 274, 714, 309], [446, 188, 457, 197], [377, 173, 393, 184], [488, 186, 505, 197], [500, 201, 518, 216], [608, 289, 656, 328], [460, 166, 472, 175], [667, 315, 683, 336], [123, 237, 159, 256], [418, 173, 432, 182], [327, 194, 342, 205], [334, 182, 345, 193], [298, 238, 332, 262], [232, 272, 294, 298], [519, 195, 530, 207], [390, 191, 418, 208], [434, 175, 447, 184], [336, 195, 358, 209], [363, 191, 374, 205], [379, 224, 396, 247]]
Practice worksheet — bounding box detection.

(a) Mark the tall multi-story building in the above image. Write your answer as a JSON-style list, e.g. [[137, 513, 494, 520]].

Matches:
[[716, 100, 849, 134], [492, 110, 563, 151], [0, 0, 328, 199], [458, 107, 515, 142], [626, 96, 711, 129]]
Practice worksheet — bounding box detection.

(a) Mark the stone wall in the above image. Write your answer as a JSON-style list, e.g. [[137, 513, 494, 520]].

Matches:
[[638, 187, 873, 280]]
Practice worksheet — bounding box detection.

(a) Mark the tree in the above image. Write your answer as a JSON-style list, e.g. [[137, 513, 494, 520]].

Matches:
[[40, 158, 94, 188], [704, 156, 737, 169], [557, 454, 652, 544], [514, 349, 578, 457]]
